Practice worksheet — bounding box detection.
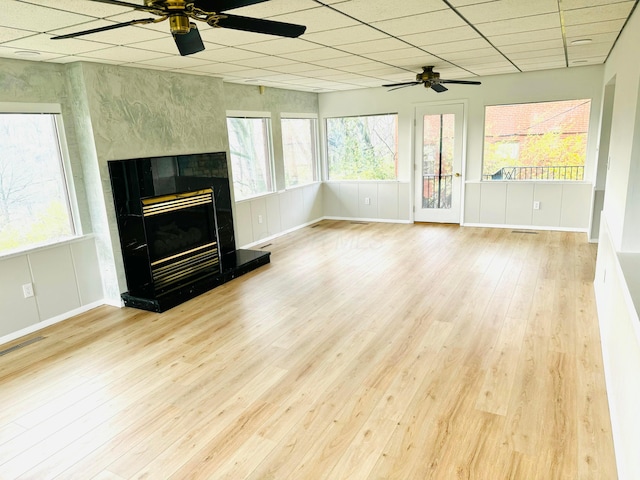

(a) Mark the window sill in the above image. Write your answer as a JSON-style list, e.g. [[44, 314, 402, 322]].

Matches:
[[0, 234, 94, 261]]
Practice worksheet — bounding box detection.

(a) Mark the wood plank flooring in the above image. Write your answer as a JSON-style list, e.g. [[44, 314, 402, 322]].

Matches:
[[0, 221, 617, 479]]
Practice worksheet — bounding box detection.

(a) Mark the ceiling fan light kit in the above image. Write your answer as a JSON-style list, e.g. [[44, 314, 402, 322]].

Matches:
[[382, 66, 481, 93], [51, 0, 306, 56]]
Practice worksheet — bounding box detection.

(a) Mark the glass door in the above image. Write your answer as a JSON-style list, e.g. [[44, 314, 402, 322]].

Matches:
[[414, 103, 464, 223]]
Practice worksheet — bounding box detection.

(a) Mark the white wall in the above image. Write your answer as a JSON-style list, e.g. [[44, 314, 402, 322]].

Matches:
[[593, 5, 640, 479], [318, 65, 604, 229]]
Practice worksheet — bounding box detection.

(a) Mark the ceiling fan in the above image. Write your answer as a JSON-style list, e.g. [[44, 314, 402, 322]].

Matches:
[[51, 0, 307, 56], [383, 66, 481, 93]]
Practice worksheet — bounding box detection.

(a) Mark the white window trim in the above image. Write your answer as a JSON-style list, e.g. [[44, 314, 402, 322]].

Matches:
[[226, 112, 276, 201]]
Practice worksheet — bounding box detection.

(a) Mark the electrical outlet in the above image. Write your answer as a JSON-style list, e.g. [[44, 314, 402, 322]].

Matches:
[[364, 197, 370, 205], [258, 214, 263, 224], [533, 201, 540, 210], [22, 283, 34, 298]]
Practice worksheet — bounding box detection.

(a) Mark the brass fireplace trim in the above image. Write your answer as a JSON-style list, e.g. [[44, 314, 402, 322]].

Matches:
[[142, 188, 213, 216], [151, 241, 217, 267]]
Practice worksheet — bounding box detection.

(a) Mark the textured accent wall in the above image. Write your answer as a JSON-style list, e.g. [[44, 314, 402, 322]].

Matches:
[[76, 63, 231, 297]]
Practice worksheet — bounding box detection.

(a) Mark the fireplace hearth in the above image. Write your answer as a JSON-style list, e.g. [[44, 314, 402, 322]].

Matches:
[[108, 152, 270, 312]]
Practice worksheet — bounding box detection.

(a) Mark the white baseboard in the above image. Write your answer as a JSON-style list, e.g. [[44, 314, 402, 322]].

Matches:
[[0, 300, 106, 347], [462, 222, 589, 233], [239, 216, 412, 249], [322, 216, 412, 224], [239, 217, 325, 249]]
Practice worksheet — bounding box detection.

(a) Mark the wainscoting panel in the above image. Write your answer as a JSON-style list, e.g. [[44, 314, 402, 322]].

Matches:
[[0, 236, 103, 342], [506, 183, 534, 225]]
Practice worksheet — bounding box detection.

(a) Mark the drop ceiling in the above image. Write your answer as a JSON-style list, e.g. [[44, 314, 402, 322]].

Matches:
[[1, 0, 637, 92]]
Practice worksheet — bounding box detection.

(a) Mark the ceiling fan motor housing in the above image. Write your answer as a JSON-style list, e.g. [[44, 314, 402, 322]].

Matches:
[[169, 14, 191, 34]]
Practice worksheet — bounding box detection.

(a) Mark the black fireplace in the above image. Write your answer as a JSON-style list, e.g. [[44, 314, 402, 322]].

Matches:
[[108, 151, 270, 312]]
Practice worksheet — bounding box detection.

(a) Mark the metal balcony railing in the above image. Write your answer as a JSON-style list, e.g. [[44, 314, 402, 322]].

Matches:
[[422, 174, 452, 209], [482, 165, 584, 181]]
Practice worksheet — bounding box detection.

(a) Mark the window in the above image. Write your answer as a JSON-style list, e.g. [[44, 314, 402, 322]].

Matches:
[[281, 117, 318, 188], [483, 99, 591, 181], [326, 113, 398, 180], [227, 116, 274, 201], [0, 112, 76, 255]]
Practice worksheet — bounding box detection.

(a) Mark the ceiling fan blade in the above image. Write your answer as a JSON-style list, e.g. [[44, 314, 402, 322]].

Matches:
[[173, 24, 205, 56], [85, 0, 157, 12], [431, 83, 448, 93], [382, 81, 421, 88], [214, 14, 306, 38], [194, 0, 270, 11], [440, 79, 482, 85], [51, 18, 157, 40]]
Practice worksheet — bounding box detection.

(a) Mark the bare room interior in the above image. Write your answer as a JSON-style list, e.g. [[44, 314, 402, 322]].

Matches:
[[1, 0, 640, 478]]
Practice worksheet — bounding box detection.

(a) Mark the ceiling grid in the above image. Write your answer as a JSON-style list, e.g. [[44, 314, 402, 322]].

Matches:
[[0, 0, 637, 91]]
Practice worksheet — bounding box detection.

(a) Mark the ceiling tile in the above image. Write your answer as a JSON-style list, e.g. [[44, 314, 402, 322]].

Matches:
[[266, 61, 322, 73], [399, 26, 482, 47], [0, 44, 66, 61], [564, 18, 626, 36], [458, 0, 559, 23], [489, 28, 563, 46], [230, 55, 296, 69], [2, 3, 93, 32], [194, 46, 265, 62], [476, 13, 561, 36], [2, 33, 109, 55], [373, 10, 467, 36], [519, 61, 567, 71], [278, 47, 347, 62], [310, 55, 373, 68], [238, 38, 317, 55], [363, 47, 431, 63], [137, 55, 213, 69], [507, 47, 566, 61], [428, 38, 493, 55], [271, 7, 359, 33], [76, 45, 168, 63], [500, 38, 565, 54], [182, 63, 250, 75], [563, 1, 635, 25], [0, 26, 41, 44], [303, 25, 387, 46], [338, 38, 412, 55], [561, 0, 628, 9], [16, 0, 135, 18], [330, 0, 448, 22], [227, 0, 318, 18], [127, 36, 189, 55]]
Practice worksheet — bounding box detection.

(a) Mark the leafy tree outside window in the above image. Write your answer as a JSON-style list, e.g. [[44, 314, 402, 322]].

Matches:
[[227, 116, 274, 201], [282, 117, 318, 188], [326, 114, 398, 180], [483, 100, 591, 181], [0, 113, 75, 255]]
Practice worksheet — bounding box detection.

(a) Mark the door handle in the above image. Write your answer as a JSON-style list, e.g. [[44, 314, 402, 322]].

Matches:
[[455, 172, 461, 177]]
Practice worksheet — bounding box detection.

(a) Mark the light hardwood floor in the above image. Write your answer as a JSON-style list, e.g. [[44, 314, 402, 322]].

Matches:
[[0, 221, 617, 479]]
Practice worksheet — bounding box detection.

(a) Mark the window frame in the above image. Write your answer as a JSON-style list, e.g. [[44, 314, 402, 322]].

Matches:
[[226, 111, 276, 202], [324, 112, 399, 182], [481, 99, 592, 182], [280, 113, 320, 189], [0, 103, 80, 257]]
